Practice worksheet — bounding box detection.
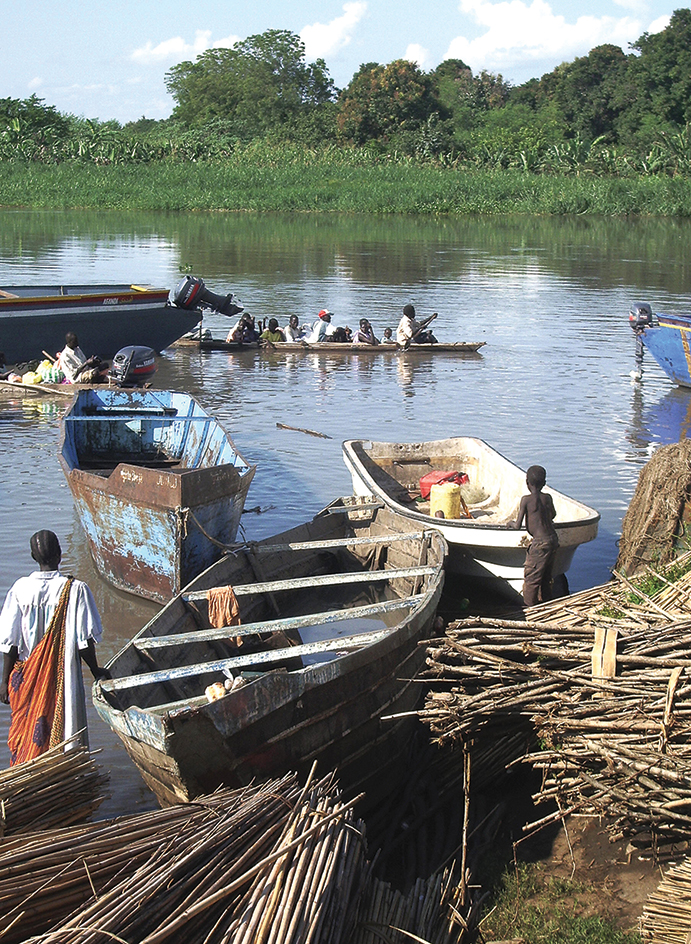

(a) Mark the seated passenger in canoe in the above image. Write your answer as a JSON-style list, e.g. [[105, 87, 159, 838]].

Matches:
[[306, 309, 336, 342], [226, 314, 260, 344], [57, 333, 110, 384], [396, 305, 438, 346], [283, 315, 309, 342], [382, 328, 394, 342], [353, 319, 379, 345], [260, 318, 286, 343], [306, 310, 352, 343]]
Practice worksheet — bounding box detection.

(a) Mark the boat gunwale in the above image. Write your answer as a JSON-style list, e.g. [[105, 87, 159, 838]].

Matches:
[[343, 436, 601, 534]]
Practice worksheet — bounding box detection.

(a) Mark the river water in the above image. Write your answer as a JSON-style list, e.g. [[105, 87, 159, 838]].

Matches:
[[0, 208, 689, 815]]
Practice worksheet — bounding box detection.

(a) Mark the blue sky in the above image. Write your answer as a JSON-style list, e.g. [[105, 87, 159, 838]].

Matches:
[[2, 0, 677, 124]]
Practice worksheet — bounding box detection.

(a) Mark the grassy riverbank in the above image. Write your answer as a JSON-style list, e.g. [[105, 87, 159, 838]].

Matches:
[[3, 154, 691, 215]]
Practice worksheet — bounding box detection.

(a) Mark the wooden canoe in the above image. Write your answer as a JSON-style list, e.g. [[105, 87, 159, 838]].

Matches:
[[58, 389, 256, 603], [343, 437, 600, 599], [93, 498, 446, 807], [197, 338, 485, 354]]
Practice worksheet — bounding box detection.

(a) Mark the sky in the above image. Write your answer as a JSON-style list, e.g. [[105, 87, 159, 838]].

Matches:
[[1, 0, 679, 124]]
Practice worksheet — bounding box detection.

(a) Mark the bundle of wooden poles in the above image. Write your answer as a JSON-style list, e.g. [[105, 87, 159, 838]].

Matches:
[[641, 855, 691, 942], [0, 737, 108, 836], [0, 766, 372, 944], [418, 554, 691, 851]]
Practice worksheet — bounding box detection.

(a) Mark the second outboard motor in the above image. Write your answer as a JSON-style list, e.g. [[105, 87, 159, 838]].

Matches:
[[110, 346, 157, 387], [172, 276, 244, 318], [629, 302, 655, 330]]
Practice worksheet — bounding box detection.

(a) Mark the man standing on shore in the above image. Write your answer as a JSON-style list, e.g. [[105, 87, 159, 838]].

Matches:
[[0, 530, 109, 764]]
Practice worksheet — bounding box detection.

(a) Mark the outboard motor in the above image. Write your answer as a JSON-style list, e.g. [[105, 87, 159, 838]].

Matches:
[[172, 276, 244, 318], [629, 302, 655, 331], [110, 346, 157, 387]]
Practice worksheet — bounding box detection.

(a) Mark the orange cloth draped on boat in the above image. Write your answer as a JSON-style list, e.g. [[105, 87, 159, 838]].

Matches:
[[7, 578, 72, 766], [207, 585, 242, 647]]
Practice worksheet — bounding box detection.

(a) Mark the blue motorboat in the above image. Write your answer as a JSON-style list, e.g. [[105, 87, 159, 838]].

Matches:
[[630, 302, 691, 387], [58, 389, 256, 603]]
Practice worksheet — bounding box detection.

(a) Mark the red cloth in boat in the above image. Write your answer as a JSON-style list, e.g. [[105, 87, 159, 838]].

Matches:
[[207, 585, 242, 647]]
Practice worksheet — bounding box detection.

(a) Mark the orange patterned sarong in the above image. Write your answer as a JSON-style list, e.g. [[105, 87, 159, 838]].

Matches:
[[7, 578, 72, 765]]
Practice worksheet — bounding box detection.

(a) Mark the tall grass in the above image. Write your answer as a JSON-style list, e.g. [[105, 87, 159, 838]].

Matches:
[[2, 152, 691, 215]]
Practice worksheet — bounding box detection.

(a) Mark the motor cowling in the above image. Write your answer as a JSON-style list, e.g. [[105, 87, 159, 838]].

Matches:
[[110, 346, 157, 387], [172, 275, 244, 318], [629, 302, 655, 330]]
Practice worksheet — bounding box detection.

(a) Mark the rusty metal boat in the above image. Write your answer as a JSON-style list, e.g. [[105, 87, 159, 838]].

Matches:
[[93, 498, 446, 807], [58, 389, 256, 603]]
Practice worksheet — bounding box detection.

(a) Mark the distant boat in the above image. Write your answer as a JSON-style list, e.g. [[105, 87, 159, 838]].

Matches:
[[93, 498, 446, 807], [58, 389, 256, 603], [343, 437, 600, 599], [629, 302, 691, 387], [0, 284, 199, 364], [197, 338, 485, 355]]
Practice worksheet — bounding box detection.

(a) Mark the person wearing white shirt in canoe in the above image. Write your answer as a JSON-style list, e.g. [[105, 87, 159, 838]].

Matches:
[[395, 304, 438, 346], [57, 332, 110, 384], [284, 314, 309, 342], [307, 309, 337, 342]]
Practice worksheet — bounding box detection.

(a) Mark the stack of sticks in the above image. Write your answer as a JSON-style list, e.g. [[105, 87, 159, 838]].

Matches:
[[641, 855, 691, 942], [354, 869, 468, 944], [0, 767, 372, 944], [418, 556, 691, 851], [0, 737, 108, 836]]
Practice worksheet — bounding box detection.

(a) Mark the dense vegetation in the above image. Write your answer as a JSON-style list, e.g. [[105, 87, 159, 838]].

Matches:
[[3, 12, 691, 212]]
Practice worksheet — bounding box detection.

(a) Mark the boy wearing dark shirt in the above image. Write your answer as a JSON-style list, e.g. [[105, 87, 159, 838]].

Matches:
[[511, 465, 559, 607]]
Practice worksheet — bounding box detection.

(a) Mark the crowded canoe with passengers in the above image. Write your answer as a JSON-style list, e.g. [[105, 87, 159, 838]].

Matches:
[[226, 302, 440, 347]]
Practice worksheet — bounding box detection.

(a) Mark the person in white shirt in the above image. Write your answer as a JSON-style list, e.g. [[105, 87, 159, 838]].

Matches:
[[284, 315, 309, 341], [57, 332, 110, 383], [307, 309, 337, 342], [0, 530, 109, 764], [395, 304, 438, 346]]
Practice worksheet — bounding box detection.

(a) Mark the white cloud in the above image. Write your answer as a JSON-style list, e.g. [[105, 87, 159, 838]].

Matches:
[[446, 0, 643, 73], [300, 2, 367, 60], [131, 30, 239, 66], [405, 44, 431, 70], [646, 14, 671, 34], [28, 77, 43, 90]]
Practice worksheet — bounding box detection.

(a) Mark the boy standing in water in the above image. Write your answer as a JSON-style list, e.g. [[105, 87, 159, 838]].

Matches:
[[511, 465, 559, 607]]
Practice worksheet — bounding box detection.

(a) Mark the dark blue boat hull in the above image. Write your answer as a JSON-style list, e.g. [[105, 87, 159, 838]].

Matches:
[[0, 285, 199, 364]]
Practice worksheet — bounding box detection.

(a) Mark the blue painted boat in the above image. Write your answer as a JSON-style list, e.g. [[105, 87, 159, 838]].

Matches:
[[58, 389, 256, 603], [630, 302, 691, 387]]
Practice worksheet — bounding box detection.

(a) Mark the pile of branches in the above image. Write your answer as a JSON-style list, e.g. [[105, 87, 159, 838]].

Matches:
[[0, 762, 471, 944], [0, 737, 108, 836], [0, 768, 365, 944], [419, 558, 691, 852]]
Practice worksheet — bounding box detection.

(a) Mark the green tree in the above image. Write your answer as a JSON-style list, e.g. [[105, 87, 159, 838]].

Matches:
[[165, 29, 335, 137], [627, 9, 691, 130], [337, 60, 446, 149], [0, 95, 70, 136], [520, 45, 631, 143]]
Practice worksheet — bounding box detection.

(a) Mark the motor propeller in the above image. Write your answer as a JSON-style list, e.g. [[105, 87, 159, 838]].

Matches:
[[172, 276, 244, 317]]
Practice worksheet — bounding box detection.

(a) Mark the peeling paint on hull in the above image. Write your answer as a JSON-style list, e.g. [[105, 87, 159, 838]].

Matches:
[[59, 389, 256, 603]]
